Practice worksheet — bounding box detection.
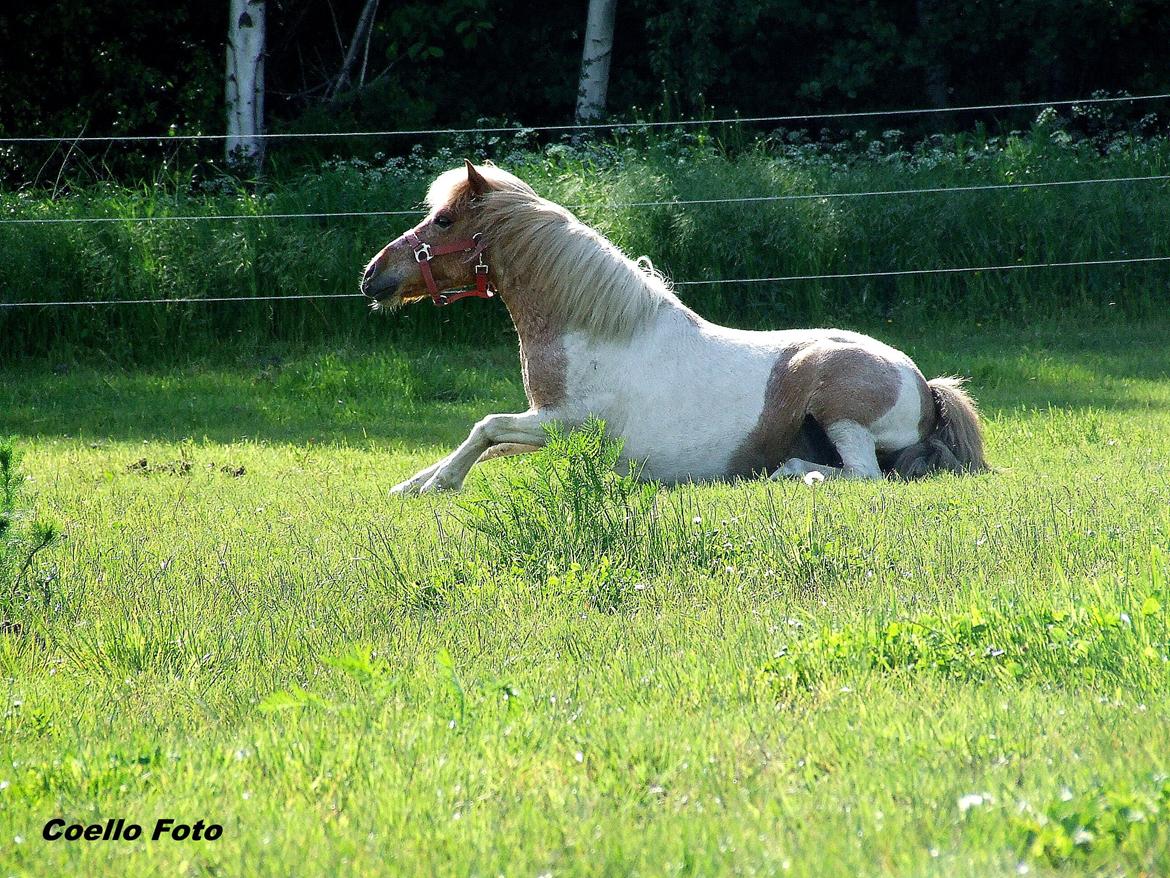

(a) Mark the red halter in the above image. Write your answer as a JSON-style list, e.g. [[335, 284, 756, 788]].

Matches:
[[404, 230, 495, 306]]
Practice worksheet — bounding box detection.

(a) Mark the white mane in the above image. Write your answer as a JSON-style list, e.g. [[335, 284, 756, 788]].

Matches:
[[427, 165, 686, 338]]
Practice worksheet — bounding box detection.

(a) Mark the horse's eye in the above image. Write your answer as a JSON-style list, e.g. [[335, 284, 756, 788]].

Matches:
[[434, 214, 453, 229]]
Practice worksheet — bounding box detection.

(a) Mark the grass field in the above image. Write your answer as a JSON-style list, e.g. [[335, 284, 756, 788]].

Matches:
[[2, 317, 1169, 876]]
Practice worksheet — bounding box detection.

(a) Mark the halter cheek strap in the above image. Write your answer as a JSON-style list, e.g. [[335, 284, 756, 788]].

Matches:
[[404, 230, 495, 306]]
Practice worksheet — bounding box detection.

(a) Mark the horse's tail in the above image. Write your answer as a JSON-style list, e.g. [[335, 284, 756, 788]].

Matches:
[[887, 377, 988, 479]]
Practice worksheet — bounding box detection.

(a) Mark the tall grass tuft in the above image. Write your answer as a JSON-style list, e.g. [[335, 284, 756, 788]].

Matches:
[[460, 418, 658, 573], [0, 439, 61, 630]]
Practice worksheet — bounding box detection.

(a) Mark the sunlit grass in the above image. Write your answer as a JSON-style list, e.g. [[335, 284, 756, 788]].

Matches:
[[1, 320, 1169, 875]]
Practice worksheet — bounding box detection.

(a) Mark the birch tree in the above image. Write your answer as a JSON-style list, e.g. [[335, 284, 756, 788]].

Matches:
[[574, 0, 617, 124], [226, 0, 266, 172]]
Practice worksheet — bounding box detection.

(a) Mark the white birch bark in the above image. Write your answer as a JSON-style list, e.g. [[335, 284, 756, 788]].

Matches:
[[574, 0, 617, 124], [226, 0, 266, 171]]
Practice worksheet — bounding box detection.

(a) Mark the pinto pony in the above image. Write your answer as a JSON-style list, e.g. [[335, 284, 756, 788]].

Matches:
[[361, 161, 986, 494]]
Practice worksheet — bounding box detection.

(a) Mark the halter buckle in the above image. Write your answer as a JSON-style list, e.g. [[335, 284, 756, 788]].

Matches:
[[413, 242, 432, 262]]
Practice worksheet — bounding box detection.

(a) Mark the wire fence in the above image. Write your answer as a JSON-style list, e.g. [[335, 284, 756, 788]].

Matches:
[[3, 254, 1168, 308], [3, 172, 1170, 226], [3, 90, 1168, 310], [4, 91, 1169, 144]]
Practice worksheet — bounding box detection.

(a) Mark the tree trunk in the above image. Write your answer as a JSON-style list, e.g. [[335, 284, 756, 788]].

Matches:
[[575, 0, 618, 124], [327, 0, 380, 104], [226, 0, 266, 172], [915, 0, 949, 109]]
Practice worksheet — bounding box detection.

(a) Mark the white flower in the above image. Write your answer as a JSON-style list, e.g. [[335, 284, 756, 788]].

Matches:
[[574, 751, 584, 763], [958, 793, 991, 813]]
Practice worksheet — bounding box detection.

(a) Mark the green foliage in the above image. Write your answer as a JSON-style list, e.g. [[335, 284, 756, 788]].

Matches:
[[0, 438, 61, 627], [1014, 777, 1170, 868], [460, 418, 658, 573], [756, 596, 1169, 700], [6, 129, 1170, 360], [4, 0, 1170, 181]]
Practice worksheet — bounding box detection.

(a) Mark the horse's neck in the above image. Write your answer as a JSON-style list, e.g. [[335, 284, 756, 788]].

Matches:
[[497, 282, 702, 410], [498, 277, 694, 342], [497, 285, 568, 410]]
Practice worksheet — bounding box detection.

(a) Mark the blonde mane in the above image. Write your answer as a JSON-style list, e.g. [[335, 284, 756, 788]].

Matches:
[[427, 165, 685, 338]]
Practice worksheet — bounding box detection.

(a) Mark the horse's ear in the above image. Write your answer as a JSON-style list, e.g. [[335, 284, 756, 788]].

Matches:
[[465, 159, 490, 196]]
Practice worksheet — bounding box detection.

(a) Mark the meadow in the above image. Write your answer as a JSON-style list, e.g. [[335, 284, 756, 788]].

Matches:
[[1, 315, 1169, 876]]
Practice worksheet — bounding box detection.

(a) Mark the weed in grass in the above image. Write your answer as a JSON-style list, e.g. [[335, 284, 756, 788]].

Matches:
[[460, 418, 658, 574], [547, 556, 648, 614], [0, 438, 61, 632], [1013, 775, 1170, 869], [755, 593, 1169, 700], [260, 644, 395, 714]]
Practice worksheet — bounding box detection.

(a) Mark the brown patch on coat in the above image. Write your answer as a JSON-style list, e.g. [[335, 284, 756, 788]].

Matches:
[[499, 286, 567, 410], [725, 348, 808, 478], [726, 340, 906, 478], [807, 347, 901, 428]]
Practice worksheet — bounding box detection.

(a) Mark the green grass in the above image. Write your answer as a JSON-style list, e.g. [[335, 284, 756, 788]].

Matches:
[[1, 318, 1170, 876]]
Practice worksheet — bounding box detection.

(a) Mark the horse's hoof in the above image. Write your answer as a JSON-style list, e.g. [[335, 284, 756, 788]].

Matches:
[[390, 480, 421, 496], [418, 474, 458, 494], [770, 458, 807, 479]]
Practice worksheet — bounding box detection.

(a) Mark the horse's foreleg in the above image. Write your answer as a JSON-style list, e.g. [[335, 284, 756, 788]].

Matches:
[[390, 454, 454, 496], [476, 442, 541, 463], [390, 436, 542, 497], [395, 410, 559, 495]]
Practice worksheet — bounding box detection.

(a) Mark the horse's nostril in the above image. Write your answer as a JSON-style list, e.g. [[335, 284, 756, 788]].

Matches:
[[363, 263, 378, 284]]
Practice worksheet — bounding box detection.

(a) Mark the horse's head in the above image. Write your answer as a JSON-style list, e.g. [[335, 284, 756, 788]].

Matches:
[[361, 160, 515, 309]]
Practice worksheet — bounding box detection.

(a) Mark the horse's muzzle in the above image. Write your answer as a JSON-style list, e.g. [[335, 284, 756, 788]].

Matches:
[[361, 268, 400, 303]]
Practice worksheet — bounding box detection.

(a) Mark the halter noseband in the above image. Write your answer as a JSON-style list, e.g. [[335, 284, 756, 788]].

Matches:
[[404, 230, 495, 306]]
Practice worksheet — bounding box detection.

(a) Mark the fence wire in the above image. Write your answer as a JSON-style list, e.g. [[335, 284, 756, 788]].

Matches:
[[3, 254, 1168, 308], [3, 91, 1168, 144], [3, 173, 1169, 226]]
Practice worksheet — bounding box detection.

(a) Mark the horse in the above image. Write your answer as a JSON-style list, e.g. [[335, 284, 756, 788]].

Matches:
[[361, 161, 986, 495]]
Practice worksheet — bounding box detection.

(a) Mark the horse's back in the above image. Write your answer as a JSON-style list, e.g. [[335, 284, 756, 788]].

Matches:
[[561, 314, 932, 482]]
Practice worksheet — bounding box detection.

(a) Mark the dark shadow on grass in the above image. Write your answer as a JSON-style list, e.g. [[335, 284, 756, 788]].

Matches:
[[0, 345, 528, 447], [1, 321, 1167, 446]]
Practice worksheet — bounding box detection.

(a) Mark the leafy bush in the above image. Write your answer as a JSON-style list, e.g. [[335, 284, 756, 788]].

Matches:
[[5, 126, 1170, 360]]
